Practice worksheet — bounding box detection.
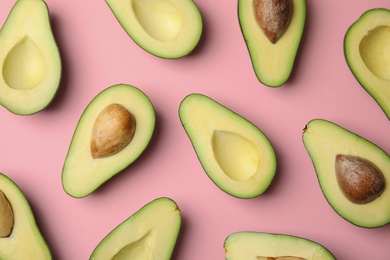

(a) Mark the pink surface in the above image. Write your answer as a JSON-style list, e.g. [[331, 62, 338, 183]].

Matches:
[[0, 0, 389, 259]]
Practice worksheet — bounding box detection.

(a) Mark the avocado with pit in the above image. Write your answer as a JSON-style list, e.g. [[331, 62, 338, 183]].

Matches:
[[238, 0, 306, 87], [303, 119, 390, 228], [105, 0, 203, 59], [0, 172, 51, 259], [62, 84, 155, 198], [224, 231, 336, 260], [179, 93, 277, 199], [90, 197, 181, 260], [0, 0, 61, 115], [344, 8, 390, 120]]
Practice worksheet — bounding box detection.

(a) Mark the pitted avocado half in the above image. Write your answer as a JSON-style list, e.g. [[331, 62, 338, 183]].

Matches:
[[0, 172, 51, 259], [105, 0, 203, 59], [179, 93, 276, 199], [238, 0, 306, 87], [224, 232, 336, 260], [90, 197, 181, 260], [344, 8, 390, 120], [303, 119, 390, 228], [0, 0, 61, 115], [62, 84, 155, 198]]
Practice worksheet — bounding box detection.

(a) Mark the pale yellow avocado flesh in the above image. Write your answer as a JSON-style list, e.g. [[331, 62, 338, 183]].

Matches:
[[105, 0, 203, 58], [179, 94, 276, 199], [224, 232, 335, 260], [62, 84, 155, 198], [303, 119, 390, 228], [0, 173, 51, 259], [344, 8, 390, 119], [90, 197, 181, 260], [238, 0, 306, 87], [0, 0, 61, 115]]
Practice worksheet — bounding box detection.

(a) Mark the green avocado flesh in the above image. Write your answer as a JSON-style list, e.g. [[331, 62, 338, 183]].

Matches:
[[344, 8, 390, 120], [303, 119, 390, 228], [105, 0, 203, 59], [238, 0, 306, 87], [0, 0, 61, 115], [0, 173, 51, 259], [224, 232, 336, 260], [179, 93, 276, 199], [62, 84, 155, 198], [90, 197, 181, 260]]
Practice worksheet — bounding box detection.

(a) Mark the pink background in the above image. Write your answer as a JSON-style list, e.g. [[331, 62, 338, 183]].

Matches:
[[0, 0, 389, 259]]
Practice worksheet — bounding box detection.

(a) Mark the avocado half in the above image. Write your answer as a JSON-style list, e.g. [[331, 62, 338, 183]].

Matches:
[[238, 0, 306, 87], [179, 93, 277, 199], [303, 119, 390, 228], [62, 84, 155, 198], [344, 8, 390, 120], [90, 197, 181, 260], [0, 0, 61, 115], [105, 0, 203, 59], [0, 172, 51, 259], [224, 231, 336, 260]]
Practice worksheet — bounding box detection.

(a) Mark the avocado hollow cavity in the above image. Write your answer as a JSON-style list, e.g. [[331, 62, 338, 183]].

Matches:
[[0, 190, 14, 238], [91, 103, 136, 159], [359, 25, 390, 81], [112, 232, 153, 259], [2, 36, 45, 90], [335, 154, 385, 204], [212, 130, 260, 181], [132, 0, 183, 42]]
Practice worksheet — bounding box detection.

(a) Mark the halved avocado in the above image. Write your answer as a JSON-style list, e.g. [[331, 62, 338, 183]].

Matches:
[[224, 232, 336, 260], [90, 197, 181, 260], [344, 8, 390, 120], [105, 0, 203, 59], [0, 0, 61, 115], [0, 172, 51, 259], [179, 93, 277, 199], [238, 0, 306, 87], [303, 119, 390, 228], [62, 84, 155, 198]]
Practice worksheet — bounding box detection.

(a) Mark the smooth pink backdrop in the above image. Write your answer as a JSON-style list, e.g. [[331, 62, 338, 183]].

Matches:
[[0, 0, 389, 259]]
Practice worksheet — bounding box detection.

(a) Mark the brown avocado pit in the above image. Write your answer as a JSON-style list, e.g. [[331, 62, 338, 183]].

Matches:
[[335, 154, 385, 204], [0, 190, 14, 238], [91, 103, 136, 159], [253, 0, 293, 44]]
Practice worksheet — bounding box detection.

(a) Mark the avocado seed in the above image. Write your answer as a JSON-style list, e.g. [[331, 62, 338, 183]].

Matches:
[[335, 154, 385, 204], [91, 103, 136, 158], [0, 190, 14, 237], [253, 0, 293, 43]]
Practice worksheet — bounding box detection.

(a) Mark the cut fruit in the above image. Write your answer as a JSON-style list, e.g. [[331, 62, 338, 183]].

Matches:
[[344, 8, 390, 120], [105, 0, 203, 58], [90, 197, 181, 260], [238, 0, 306, 87], [0, 0, 61, 115], [179, 93, 276, 199], [303, 119, 390, 228], [62, 84, 155, 198], [224, 232, 336, 260], [0, 172, 51, 259]]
